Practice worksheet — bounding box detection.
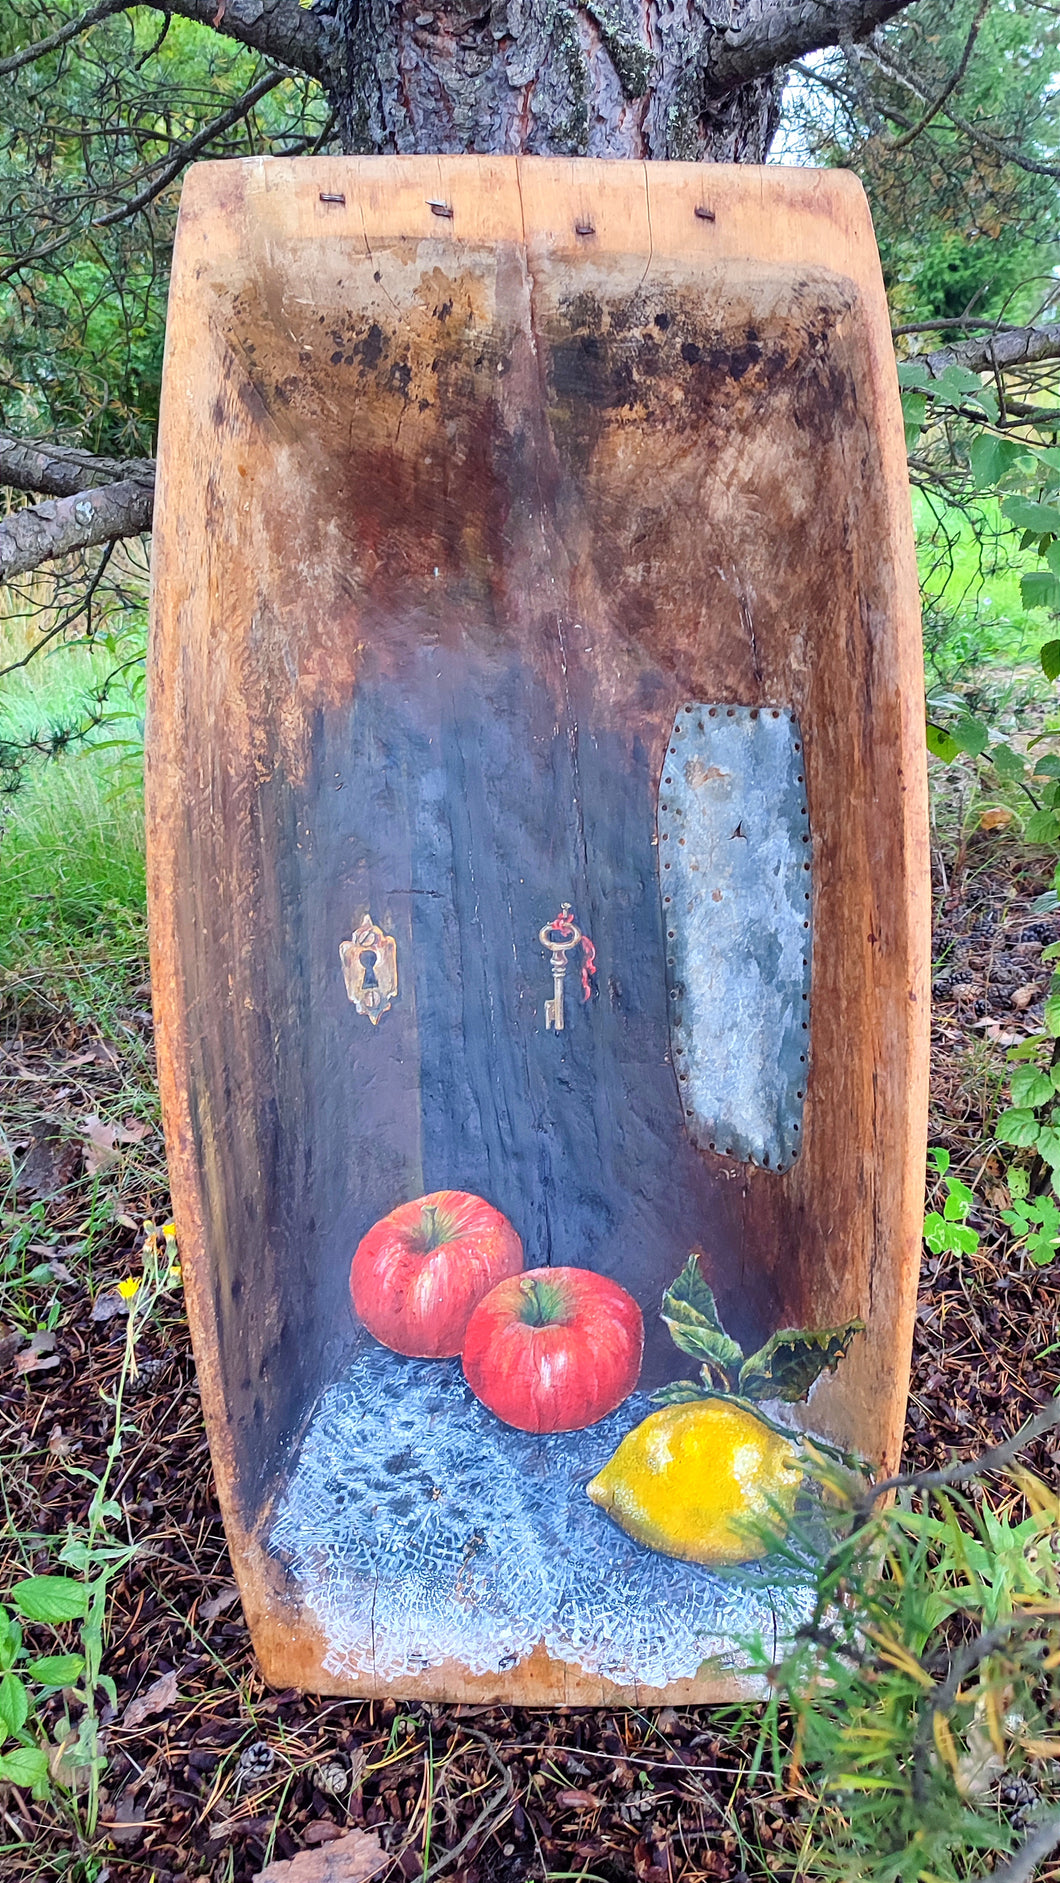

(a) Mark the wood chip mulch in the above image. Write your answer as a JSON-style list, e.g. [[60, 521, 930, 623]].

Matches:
[[1, 835, 1058, 1882]]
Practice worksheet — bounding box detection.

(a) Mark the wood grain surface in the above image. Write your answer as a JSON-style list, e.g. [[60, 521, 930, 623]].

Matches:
[[147, 156, 929, 1703]]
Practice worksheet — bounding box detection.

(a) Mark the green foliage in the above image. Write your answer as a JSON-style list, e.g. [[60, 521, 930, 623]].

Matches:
[[1001, 1166, 1060, 1266], [0, 1603, 66, 1801], [922, 1148, 979, 1257], [787, 0, 1060, 331], [1, 6, 327, 457], [655, 1254, 863, 1406], [758, 1444, 1060, 1882]]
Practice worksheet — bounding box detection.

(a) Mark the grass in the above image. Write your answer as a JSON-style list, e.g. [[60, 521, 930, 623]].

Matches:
[[0, 567, 148, 989]]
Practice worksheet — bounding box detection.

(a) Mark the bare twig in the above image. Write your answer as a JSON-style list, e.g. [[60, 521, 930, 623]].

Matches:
[[422, 1729, 514, 1881], [882, 0, 990, 152], [867, 37, 1060, 181], [0, 0, 134, 78], [861, 1397, 1060, 1512], [0, 544, 116, 683], [94, 68, 288, 226]]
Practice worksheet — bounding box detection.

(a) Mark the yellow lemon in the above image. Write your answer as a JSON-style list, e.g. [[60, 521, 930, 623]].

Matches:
[[586, 1398, 803, 1566]]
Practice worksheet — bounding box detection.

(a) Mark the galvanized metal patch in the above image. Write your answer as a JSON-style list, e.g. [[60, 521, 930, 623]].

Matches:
[[659, 704, 811, 1171]]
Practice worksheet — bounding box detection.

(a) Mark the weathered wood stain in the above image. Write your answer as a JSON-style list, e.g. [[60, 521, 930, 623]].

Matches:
[[147, 157, 929, 1702]]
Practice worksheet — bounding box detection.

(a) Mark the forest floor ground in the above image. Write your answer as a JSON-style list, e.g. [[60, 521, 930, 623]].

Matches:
[[1, 827, 1058, 1883]]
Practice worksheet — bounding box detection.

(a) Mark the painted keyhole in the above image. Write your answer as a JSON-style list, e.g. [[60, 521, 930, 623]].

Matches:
[[359, 949, 379, 989]]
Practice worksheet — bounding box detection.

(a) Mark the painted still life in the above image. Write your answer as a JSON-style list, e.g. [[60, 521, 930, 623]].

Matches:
[[271, 1212, 862, 1686], [267, 714, 861, 1690]]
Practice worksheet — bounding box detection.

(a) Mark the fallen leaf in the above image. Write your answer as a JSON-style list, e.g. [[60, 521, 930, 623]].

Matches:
[[213, 1813, 275, 1840], [305, 1823, 345, 1846], [90, 1290, 130, 1323], [14, 1330, 61, 1376], [1012, 983, 1043, 1011], [48, 1423, 80, 1459], [974, 1019, 1024, 1044], [979, 806, 1014, 831], [200, 1584, 241, 1621], [107, 1786, 147, 1847], [47, 1260, 75, 1285], [81, 1116, 121, 1176], [50, 1731, 96, 1791], [122, 1668, 179, 1729], [554, 1789, 600, 1810], [253, 1828, 388, 1882], [17, 1126, 82, 1199]]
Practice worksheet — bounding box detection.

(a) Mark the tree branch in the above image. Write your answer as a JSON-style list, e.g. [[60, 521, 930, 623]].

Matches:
[[707, 0, 919, 96], [923, 322, 1060, 378], [0, 431, 154, 500], [0, 0, 134, 78], [145, 0, 340, 88], [0, 481, 154, 581]]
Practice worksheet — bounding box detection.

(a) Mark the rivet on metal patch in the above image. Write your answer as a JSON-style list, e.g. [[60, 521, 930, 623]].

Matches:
[[659, 704, 811, 1171]]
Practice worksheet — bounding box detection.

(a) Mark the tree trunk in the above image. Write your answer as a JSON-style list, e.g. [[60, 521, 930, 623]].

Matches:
[[336, 0, 782, 161]]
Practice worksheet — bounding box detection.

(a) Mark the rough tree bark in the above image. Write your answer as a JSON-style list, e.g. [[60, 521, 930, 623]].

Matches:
[[153, 0, 920, 163]]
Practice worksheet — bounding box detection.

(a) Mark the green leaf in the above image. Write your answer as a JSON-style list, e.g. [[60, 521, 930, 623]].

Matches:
[[0, 1747, 50, 1792], [1046, 993, 1060, 1037], [1009, 1036, 1049, 1061], [1022, 571, 1060, 611], [929, 1146, 951, 1176], [1033, 753, 1060, 779], [1037, 1126, 1060, 1168], [650, 1380, 709, 1407], [926, 722, 960, 764], [943, 1178, 973, 1218], [0, 1673, 28, 1738], [26, 1655, 85, 1688], [968, 433, 1024, 491], [1010, 1068, 1055, 1109], [950, 718, 989, 758], [10, 1578, 86, 1626], [737, 1320, 864, 1403], [0, 1612, 21, 1674], [901, 391, 926, 449], [991, 744, 1027, 781], [1025, 808, 1060, 847], [1002, 495, 1060, 535], [997, 1107, 1042, 1147], [659, 1254, 744, 1380], [897, 361, 933, 390]]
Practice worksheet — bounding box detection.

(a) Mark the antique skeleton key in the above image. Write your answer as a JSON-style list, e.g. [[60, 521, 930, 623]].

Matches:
[[539, 904, 583, 1032]]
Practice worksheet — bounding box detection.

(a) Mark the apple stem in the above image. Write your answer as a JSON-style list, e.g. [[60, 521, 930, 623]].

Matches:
[[518, 1275, 568, 1327], [416, 1203, 450, 1253]]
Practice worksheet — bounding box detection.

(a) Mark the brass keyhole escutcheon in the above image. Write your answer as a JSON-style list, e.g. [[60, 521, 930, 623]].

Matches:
[[340, 918, 398, 1025]]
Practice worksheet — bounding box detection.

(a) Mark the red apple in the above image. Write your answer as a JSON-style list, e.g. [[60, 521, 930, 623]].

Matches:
[[350, 1190, 523, 1358], [462, 1266, 644, 1433]]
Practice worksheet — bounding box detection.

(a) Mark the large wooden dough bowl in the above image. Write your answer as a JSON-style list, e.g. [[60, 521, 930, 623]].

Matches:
[[147, 155, 929, 1703]]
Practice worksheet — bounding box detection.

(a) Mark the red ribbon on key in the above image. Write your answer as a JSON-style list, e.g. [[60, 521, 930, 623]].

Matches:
[[547, 904, 597, 1002]]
